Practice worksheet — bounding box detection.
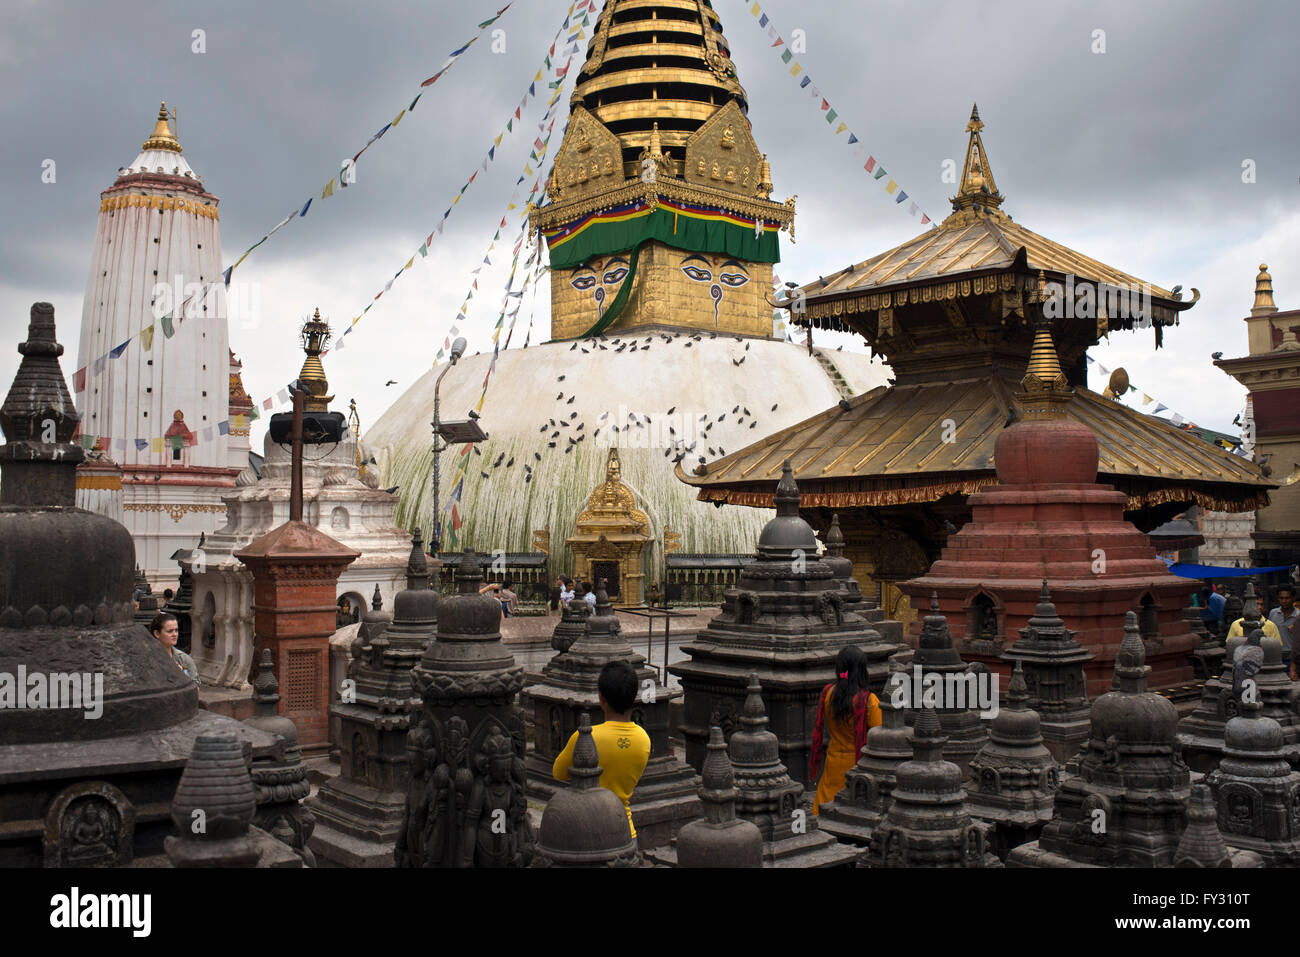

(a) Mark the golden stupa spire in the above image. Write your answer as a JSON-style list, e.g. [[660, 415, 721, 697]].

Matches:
[[142, 101, 182, 153], [1017, 316, 1072, 420], [297, 308, 334, 412], [948, 103, 1005, 221], [1251, 263, 1278, 317]]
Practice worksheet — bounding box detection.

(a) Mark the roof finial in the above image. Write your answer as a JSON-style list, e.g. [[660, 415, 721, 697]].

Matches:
[[1017, 319, 1073, 419], [948, 104, 1005, 222], [1251, 264, 1278, 317], [142, 101, 182, 154]]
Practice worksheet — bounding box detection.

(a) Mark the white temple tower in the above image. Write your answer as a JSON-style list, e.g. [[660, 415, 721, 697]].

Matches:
[[75, 103, 247, 582]]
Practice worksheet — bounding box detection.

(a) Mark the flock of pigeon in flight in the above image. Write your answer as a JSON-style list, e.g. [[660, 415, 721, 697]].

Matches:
[[462, 330, 783, 485]]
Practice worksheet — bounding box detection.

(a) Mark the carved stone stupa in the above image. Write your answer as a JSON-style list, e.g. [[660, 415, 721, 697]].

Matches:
[[1205, 697, 1300, 866], [1009, 613, 1191, 868], [0, 303, 277, 867], [313, 534, 437, 866], [724, 675, 858, 867], [905, 593, 989, 778], [675, 726, 763, 868], [1178, 580, 1300, 772], [672, 463, 903, 782], [522, 582, 699, 848], [533, 713, 640, 868], [1000, 580, 1093, 763], [820, 512, 905, 649], [864, 708, 1000, 868], [164, 733, 261, 868], [402, 549, 533, 867], [965, 661, 1059, 859], [817, 657, 914, 847]]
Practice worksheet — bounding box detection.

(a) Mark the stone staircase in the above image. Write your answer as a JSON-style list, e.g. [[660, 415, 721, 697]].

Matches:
[[812, 348, 854, 400]]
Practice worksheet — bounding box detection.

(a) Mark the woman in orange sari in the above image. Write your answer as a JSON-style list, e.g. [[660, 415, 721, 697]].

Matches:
[[809, 645, 882, 814]]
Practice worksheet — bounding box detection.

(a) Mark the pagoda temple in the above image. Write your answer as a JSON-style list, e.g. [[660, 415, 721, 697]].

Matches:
[[366, 0, 889, 594], [677, 105, 1271, 623], [74, 103, 253, 583]]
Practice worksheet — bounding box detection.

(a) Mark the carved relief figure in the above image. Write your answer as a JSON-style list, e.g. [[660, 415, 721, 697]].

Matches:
[[395, 722, 433, 868], [460, 728, 529, 868], [61, 797, 121, 867]]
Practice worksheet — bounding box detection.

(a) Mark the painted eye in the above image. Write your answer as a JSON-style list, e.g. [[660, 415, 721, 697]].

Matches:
[[681, 265, 713, 283], [603, 266, 628, 285], [719, 271, 749, 288], [570, 274, 597, 291]]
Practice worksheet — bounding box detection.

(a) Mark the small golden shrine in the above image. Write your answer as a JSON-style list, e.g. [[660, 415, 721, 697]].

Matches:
[[566, 448, 653, 606]]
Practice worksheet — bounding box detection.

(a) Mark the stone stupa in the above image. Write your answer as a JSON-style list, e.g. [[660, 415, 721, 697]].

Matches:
[[522, 581, 699, 849], [674, 726, 763, 868], [0, 302, 277, 867]]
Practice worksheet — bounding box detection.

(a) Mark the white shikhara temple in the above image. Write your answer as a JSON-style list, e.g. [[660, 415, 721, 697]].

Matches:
[[74, 103, 252, 582]]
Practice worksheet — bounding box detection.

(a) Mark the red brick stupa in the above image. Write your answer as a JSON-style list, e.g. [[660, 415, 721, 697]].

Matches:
[[898, 321, 1198, 696]]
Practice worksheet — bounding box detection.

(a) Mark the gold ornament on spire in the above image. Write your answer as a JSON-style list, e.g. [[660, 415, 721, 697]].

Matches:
[[946, 103, 1006, 224], [1251, 263, 1278, 317], [142, 101, 182, 153], [1017, 319, 1073, 419], [297, 308, 334, 412]]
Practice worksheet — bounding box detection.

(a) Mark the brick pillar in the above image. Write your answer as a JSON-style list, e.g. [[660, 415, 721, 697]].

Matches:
[[235, 521, 359, 751]]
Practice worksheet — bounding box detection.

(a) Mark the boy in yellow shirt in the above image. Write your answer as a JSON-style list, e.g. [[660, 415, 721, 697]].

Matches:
[[552, 660, 651, 838]]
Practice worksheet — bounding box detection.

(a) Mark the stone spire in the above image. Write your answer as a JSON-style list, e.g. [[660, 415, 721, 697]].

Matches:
[[675, 726, 763, 868], [818, 511, 902, 681], [404, 548, 533, 867], [523, 579, 699, 848], [1204, 696, 1300, 865], [0, 302, 83, 506], [1251, 264, 1278, 317], [533, 713, 641, 867], [1017, 317, 1074, 419], [243, 649, 315, 865], [1174, 784, 1233, 868], [1178, 580, 1300, 772], [865, 708, 999, 868], [909, 593, 988, 778], [314, 536, 438, 865], [720, 675, 857, 867], [1010, 611, 1191, 867], [1001, 580, 1094, 762], [165, 733, 261, 867], [674, 463, 902, 781], [817, 656, 914, 847], [966, 662, 1059, 859], [946, 104, 1006, 223]]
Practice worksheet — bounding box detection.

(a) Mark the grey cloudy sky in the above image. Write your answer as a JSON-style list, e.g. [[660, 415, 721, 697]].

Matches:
[[2, 0, 1296, 447]]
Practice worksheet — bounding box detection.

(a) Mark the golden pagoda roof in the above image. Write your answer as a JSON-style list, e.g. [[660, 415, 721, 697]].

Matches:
[[573, 0, 747, 168], [799, 106, 1189, 316], [676, 372, 1272, 513], [142, 102, 182, 153]]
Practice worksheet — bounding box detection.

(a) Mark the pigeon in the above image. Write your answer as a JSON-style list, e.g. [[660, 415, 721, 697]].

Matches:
[[581, 348, 589, 354], [385, 379, 398, 386], [525, 474, 533, 483], [733, 357, 745, 366], [506, 457, 514, 468], [1004, 406, 1019, 428], [570, 412, 578, 419], [708, 447, 716, 456], [667, 406, 676, 415], [567, 396, 576, 405], [558, 375, 566, 381], [493, 452, 505, 467], [576, 423, 584, 431], [473, 446, 482, 456], [630, 344, 638, 352], [668, 426, 676, 436], [700, 414, 708, 423], [524, 464, 532, 473], [576, 435, 585, 443], [838, 399, 851, 412], [570, 343, 577, 351], [565, 445, 573, 454], [745, 343, 750, 351], [771, 403, 779, 411], [550, 418, 556, 426], [557, 393, 564, 401], [539, 424, 548, 433], [644, 415, 651, 423], [685, 342, 693, 348], [749, 422, 757, 429], [664, 448, 672, 457], [481, 471, 490, 479], [837, 345, 842, 351], [599, 411, 609, 420], [1212, 351, 1224, 360], [593, 428, 601, 438], [534, 453, 542, 461], [743, 407, 751, 416], [551, 431, 560, 438], [548, 442, 556, 448], [719, 448, 725, 456], [718, 414, 726, 423], [384, 485, 400, 494], [943, 519, 958, 534], [1171, 284, 1183, 298], [698, 456, 706, 465], [732, 405, 739, 413]]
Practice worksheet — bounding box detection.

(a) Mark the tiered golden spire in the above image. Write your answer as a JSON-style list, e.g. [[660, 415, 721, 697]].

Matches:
[[1251, 263, 1278, 317], [141, 102, 182, 153], [1017, 315, 1073, 420], [946, 104, 1006, 223], [297, 308, 334, 412]]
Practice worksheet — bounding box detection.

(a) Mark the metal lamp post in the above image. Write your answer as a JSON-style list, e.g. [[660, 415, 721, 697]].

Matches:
[[430, 337, 468, 555]]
